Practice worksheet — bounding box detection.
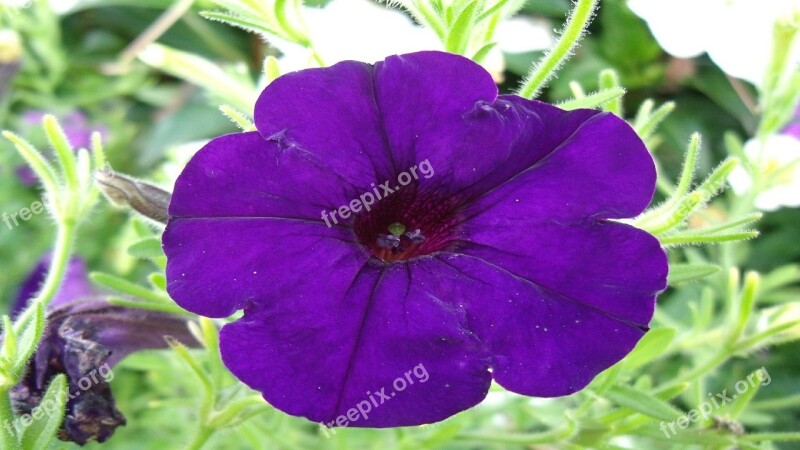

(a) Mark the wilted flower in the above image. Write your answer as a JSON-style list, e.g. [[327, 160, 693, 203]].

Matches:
[[628, 0, 799, 86], [164, 51, 667, 427], [10, 257, 196, 444]]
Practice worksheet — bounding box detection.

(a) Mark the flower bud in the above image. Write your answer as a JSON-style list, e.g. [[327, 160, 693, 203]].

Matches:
[[94, 167, 171, 224]]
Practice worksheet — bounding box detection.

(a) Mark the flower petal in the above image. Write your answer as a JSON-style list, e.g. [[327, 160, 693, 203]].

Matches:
[[464, 101, 656, 220], [412, 253, 652, 396], [254, 60, 394, 185], [164, 218, 366, 317], [372, 51, 498, 171], [169, 131, 366, 220], [459, 220, 667, 326], [220, 263, 491, 427]]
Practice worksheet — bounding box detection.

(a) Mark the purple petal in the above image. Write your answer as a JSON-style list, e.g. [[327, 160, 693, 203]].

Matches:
[[164, 218, 367, 318], [254, 52, 500, 190], [168, 131, 364, 220], [371, 52, 498, 172], [254, 60, 394, 184], [463, 101, 656, 221], [458, 221, 668, 326], [412, 253, 651, 396], [220, 263, 491, 427]]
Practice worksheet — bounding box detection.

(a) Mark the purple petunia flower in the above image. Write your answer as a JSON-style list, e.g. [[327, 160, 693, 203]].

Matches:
[[10, 257, 196, 444], [163, 51, 668, 427]]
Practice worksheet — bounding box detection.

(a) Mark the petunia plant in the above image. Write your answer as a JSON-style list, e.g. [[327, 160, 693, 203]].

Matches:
[[2, 0, 800, 449]]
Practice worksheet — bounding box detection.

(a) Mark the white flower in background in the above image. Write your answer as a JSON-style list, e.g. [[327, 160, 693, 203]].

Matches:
[[756, 303, 800, 344], [277, 0, 552, 80], [729, 134, 800, 211], [628, 0, 800, 86], [278, 0, 438, 72]]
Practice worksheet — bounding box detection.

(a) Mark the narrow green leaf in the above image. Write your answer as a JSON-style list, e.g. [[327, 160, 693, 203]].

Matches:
[[558, 87, 625, 111], [633, 99, 654, 130], [2, 316, 16, 362], [729, 272, 761, 344], [660, 231, 759, 246], [623, 327, 676, 369], [635, 102, 675, 139], [200, 10, 283, 39], [598, 69, 622, 116], [107, 298, 190, 316], [20, 374, 67, 450], [2, 132, 61, 202], [90, 132, 106, 171], [43, 115, 79, 192], [262, 56, 281, 84], [445, 1, 479, 54], [471, 42, 497, 64], [569, 81, 586, 98], [668, 264, 721, 285], [138, 43, 256, 112], [476, 0, 511, 22], [219, 105, 256, 132], [128, 237, 165, 259], [274, 0, 309, 45], [148, 273, 167, 291], [167, 336, 214, 398], [605, 385, 683, 421], [761, 264, 800, 295], [12, 302, 45, 378], [89, 272, 171, 304], [410, 0, 446, 39]]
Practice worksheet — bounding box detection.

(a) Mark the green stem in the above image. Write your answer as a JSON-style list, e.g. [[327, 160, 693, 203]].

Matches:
[[0, 389, 18, 449], [14, 220, 76, 326], [516, 0, 598, 99], [186, 426, 214, 450]]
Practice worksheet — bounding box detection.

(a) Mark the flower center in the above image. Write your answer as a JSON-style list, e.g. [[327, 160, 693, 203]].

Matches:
[[353, 188, 462, 262]]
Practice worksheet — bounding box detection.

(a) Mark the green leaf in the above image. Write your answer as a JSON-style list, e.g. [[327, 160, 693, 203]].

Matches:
[[445, 1, 479, 54], [1, 316, 16, 364], [623, 327, 676, 369], [20, 374, 67, 450], [605, 385, 684, 421], [12, 302, 45, 379], [148, 273, 167, 291], [635, 101, 675, 140], [43, 115, 78, 192], [89, 272, 171, 304], [660, 231, 759, 247], [668, 263, 721, 285], [128, 238, 164, 259], [137, 43, 256, 113], [558, 87, 626, 111], [598, 69, 623, 116], [219, 105, 256, 132], [200, 10, 283, 39], [471, 42, 497, 64]]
